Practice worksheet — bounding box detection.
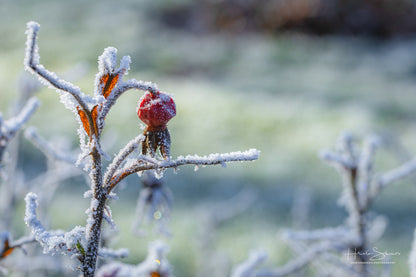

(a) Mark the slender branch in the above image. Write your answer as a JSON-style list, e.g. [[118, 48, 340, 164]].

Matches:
[[9, 236, 36, 249], [108, 149, 260, 191], [283, 226, 352, 242], [100, 79, 159, 120], [82, 145, 105, 277], [254, 242, 342, 277], [103, 135, 144, 186], [24, 21, 95, 135], [24, 127, 77, 164], [231, 250, 267, 277]]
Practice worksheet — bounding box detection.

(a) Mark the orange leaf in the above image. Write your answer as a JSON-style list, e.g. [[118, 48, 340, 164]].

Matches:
[[77, 107, 91, 136], [91, 105, 99, 136], [0, 240, 14, 259], [100, 73, 119, 99], [150, 272, 161, 277], [1, 247, 14, 258]]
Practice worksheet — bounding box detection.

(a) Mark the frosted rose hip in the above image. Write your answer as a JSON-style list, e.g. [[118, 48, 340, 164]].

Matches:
[[137, 91, 176, 131]]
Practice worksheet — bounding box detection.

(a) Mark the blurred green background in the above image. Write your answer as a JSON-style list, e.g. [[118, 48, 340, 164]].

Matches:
[[2, 0, 416, 276]]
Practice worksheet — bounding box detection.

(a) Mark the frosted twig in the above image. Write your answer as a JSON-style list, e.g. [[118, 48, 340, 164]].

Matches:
[[338, 132, 356, 164], [108, 149, 260, 190], [283, 227, 352, 243], [98, 248, 129, 260], [376, 157, 416, 191], [0, 97, 39, 166], [255, 242, 343, 277], [319, 150, 355, 169], [24, 127, 77, 164], [24, 193, 84, 259], [231, 250, 268, 277], [103, 135, 144, 185], [96, 241, 171, 277], [366, 216, 387, 244], [1, 97, 40, 140], [357, 135, 379, 207], [24, 22, 91, 115], [100, 79, 158, 121], [9, 235, 36, 250]]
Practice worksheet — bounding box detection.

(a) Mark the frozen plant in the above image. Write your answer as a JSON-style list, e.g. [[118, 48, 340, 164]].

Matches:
[[96, 241, 171, 277], [234, 133, 416, 277], [0, 73, 43, 276], [23, 21, 259, 277]]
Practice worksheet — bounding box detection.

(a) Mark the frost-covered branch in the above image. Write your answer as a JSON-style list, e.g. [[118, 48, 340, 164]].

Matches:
[[375, 157, 416, 191], [98, 248, 129, 260], [24, 127, 77, 164], [96, 241, 171, 277], [283, 227, 353, 243], [24, 21, 91, 115], [24, 193, 85, 259], [0, 97, 40, 141], [103, 135, 144, 185], [254, 242, 342, 277], [100, 79, 159, 121], [108, 149, 260, 190], [0, 97, 40, 165], [231, 250, 267, 277]]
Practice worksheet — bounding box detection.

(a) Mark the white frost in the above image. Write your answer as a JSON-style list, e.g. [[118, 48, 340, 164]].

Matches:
[[231, 250, 268, 277], [24, 192, 84, 258], [96, 241, 171, 277]]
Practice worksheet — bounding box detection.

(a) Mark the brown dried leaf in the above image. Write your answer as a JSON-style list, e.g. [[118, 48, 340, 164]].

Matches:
[[77, 107, 91, 136], [91, 105, 99, 136], [0, 240, 14, 259], [100, 73, 119, 99]]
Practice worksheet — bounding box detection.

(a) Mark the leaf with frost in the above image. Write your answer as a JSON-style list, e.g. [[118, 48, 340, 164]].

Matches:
[[0, 232, 13, 259]]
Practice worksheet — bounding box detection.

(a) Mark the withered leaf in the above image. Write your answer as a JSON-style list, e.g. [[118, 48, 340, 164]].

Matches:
[[0, 240, 14, 259], [77, 107, 91, 136], [91, 105, 99, 136], [77, 106, 100, 138], [100, 73, 119, 99]]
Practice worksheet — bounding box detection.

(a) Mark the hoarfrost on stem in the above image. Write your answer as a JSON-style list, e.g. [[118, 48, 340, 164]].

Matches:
[[231, 250, 267, 277], [24, 193, 85, 259], [96, 241, 171, 277]]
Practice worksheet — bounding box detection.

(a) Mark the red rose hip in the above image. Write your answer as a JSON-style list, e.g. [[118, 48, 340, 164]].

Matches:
[[137, 91, 176, 131]]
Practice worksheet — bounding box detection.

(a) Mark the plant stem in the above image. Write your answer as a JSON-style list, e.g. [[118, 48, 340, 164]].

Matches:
[[82, 147, 106, 277], [348, 167, 368, 276]]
